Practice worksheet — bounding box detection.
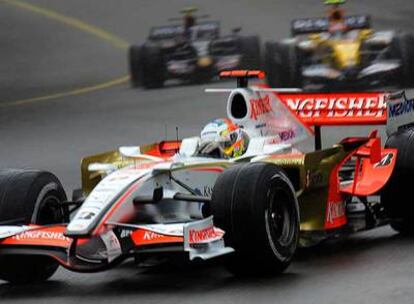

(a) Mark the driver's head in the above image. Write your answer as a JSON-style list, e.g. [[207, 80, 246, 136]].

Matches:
[[329, 7, 344, 22], [199, 118, 248, 159], [327, 6, 346, 33]]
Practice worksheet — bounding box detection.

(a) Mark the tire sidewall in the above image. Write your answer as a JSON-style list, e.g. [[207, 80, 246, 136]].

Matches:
[[264, 172, 299, 262]]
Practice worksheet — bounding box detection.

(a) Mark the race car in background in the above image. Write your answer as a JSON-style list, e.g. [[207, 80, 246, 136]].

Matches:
[[2, 70, 414, 284], [264, 0, 414, 90], [129, 7, 261, 89]]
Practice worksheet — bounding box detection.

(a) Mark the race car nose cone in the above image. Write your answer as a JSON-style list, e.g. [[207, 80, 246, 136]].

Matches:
[[198, 56, 213, 67]]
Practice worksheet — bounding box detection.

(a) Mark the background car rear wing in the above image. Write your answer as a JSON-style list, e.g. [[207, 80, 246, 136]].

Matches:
[[149, 24, 183, 40], [291, 14, 371, 36], [277, 91, 414, 149], [149, 21, 220, 40]]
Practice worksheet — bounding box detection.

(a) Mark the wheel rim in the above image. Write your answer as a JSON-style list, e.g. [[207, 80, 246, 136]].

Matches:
[[268, 186, 294, 246], [36, 193, 63, 225], [265, 175, 298, 259]]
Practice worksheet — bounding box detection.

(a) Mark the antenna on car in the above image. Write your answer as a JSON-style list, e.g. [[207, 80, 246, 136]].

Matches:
[[175, 126, 180, 154]]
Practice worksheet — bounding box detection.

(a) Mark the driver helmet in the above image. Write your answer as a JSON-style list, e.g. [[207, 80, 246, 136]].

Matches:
[[199, 118, 248, 158], [327, 6, 347, 33]]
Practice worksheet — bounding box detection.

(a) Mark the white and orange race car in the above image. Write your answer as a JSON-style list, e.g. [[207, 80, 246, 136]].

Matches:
[[1, 70, 414, 284]]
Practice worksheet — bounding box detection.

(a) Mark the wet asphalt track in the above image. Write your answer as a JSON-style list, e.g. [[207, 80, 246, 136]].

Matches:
[[1, 0, 414, 303]]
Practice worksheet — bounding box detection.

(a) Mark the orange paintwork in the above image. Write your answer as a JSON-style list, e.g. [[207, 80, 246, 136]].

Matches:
[[341, 149, 397, 196], [131, 229, 183, 246], [0, 225, 72, 248], [220, 70, 265, 79], [144, 140, 181, 158]]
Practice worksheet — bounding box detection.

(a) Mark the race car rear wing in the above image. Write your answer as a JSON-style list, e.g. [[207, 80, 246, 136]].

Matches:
[[291, 14, 371, 36], [277, 91, 414, 149], [148, 21, 220, 40]]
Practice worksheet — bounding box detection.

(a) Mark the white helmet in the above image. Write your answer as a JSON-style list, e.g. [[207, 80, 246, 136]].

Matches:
[[199, 118, 248, 158]]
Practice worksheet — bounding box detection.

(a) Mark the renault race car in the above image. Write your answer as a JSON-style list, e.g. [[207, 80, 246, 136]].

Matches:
[[1, 70, 414, 284], [264, 0, 414, 90], [128, 7, 261, 89]]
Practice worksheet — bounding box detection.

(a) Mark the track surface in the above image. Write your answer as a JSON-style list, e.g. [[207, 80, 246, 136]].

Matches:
[[1, 0, 414, 303]]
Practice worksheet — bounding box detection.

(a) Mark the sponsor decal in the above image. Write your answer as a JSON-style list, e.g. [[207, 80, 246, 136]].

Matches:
[[77, 211, 97, 220], [250, 95, 272, 120], [119, 229, 133, 239], [375, 153, 394, 168], [143, 231, 164, 241], [388, 98, 414, 118], [268, 156, 304, 166], [326, 201, 346, 224], [195, 185, 214, 197], [255, 123, 267, 129], [188, 226, 222, 244], [279, 129, 296, 141], [13, 231, 71, 242], [279, 94, 386, 121], [131, 227, 183, 246]]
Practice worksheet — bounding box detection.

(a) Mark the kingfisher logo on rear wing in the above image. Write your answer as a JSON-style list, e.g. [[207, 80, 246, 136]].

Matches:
[[277, 92, 388, 126]]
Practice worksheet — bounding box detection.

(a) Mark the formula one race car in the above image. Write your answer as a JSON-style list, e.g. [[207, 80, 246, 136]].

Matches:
[[264, 0, 414, 90], [1, 70, 414, 284], [129, 7, 261, 88]]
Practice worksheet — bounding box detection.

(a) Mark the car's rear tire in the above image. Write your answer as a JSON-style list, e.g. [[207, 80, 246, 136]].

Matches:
[[0, 169, 67, 284], [141, 45, 166, 89], [381, 127, 414, 234], [390, 33, 414, 88], [239, 35, 261, 70], [128, 45, 144, 88], [211, 162, 299, 276], [264, 42, 302, 88]]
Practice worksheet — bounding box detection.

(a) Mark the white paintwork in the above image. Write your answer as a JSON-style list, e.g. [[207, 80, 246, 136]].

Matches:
[[0, 226, 33, 239], [359, 61, 400, 78], [100, 230, 122, 262], [365, 31, 395, 45], [88, 163, 117, 174], [303, 65, 341, 79], [179, 137, 200, 157], [67, 167, 150, 235], [386, 92, 414, 136], [183, 216, 234, 260]]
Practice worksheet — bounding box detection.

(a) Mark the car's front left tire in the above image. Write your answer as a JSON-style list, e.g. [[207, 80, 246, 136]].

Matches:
[[211, 162, 299, 276]]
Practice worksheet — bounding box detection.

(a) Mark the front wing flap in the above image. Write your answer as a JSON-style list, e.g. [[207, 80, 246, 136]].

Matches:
[[0, 217, 233, 273]]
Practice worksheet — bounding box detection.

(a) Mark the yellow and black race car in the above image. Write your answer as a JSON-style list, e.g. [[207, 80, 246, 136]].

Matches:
[[265, 0, 414, 91]]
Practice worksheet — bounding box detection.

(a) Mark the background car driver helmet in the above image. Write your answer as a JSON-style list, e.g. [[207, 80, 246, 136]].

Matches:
[[199, 118, 248, 158]]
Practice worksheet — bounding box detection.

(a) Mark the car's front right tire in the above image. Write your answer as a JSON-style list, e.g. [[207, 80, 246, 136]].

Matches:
[[0, 169, 67, 284]]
